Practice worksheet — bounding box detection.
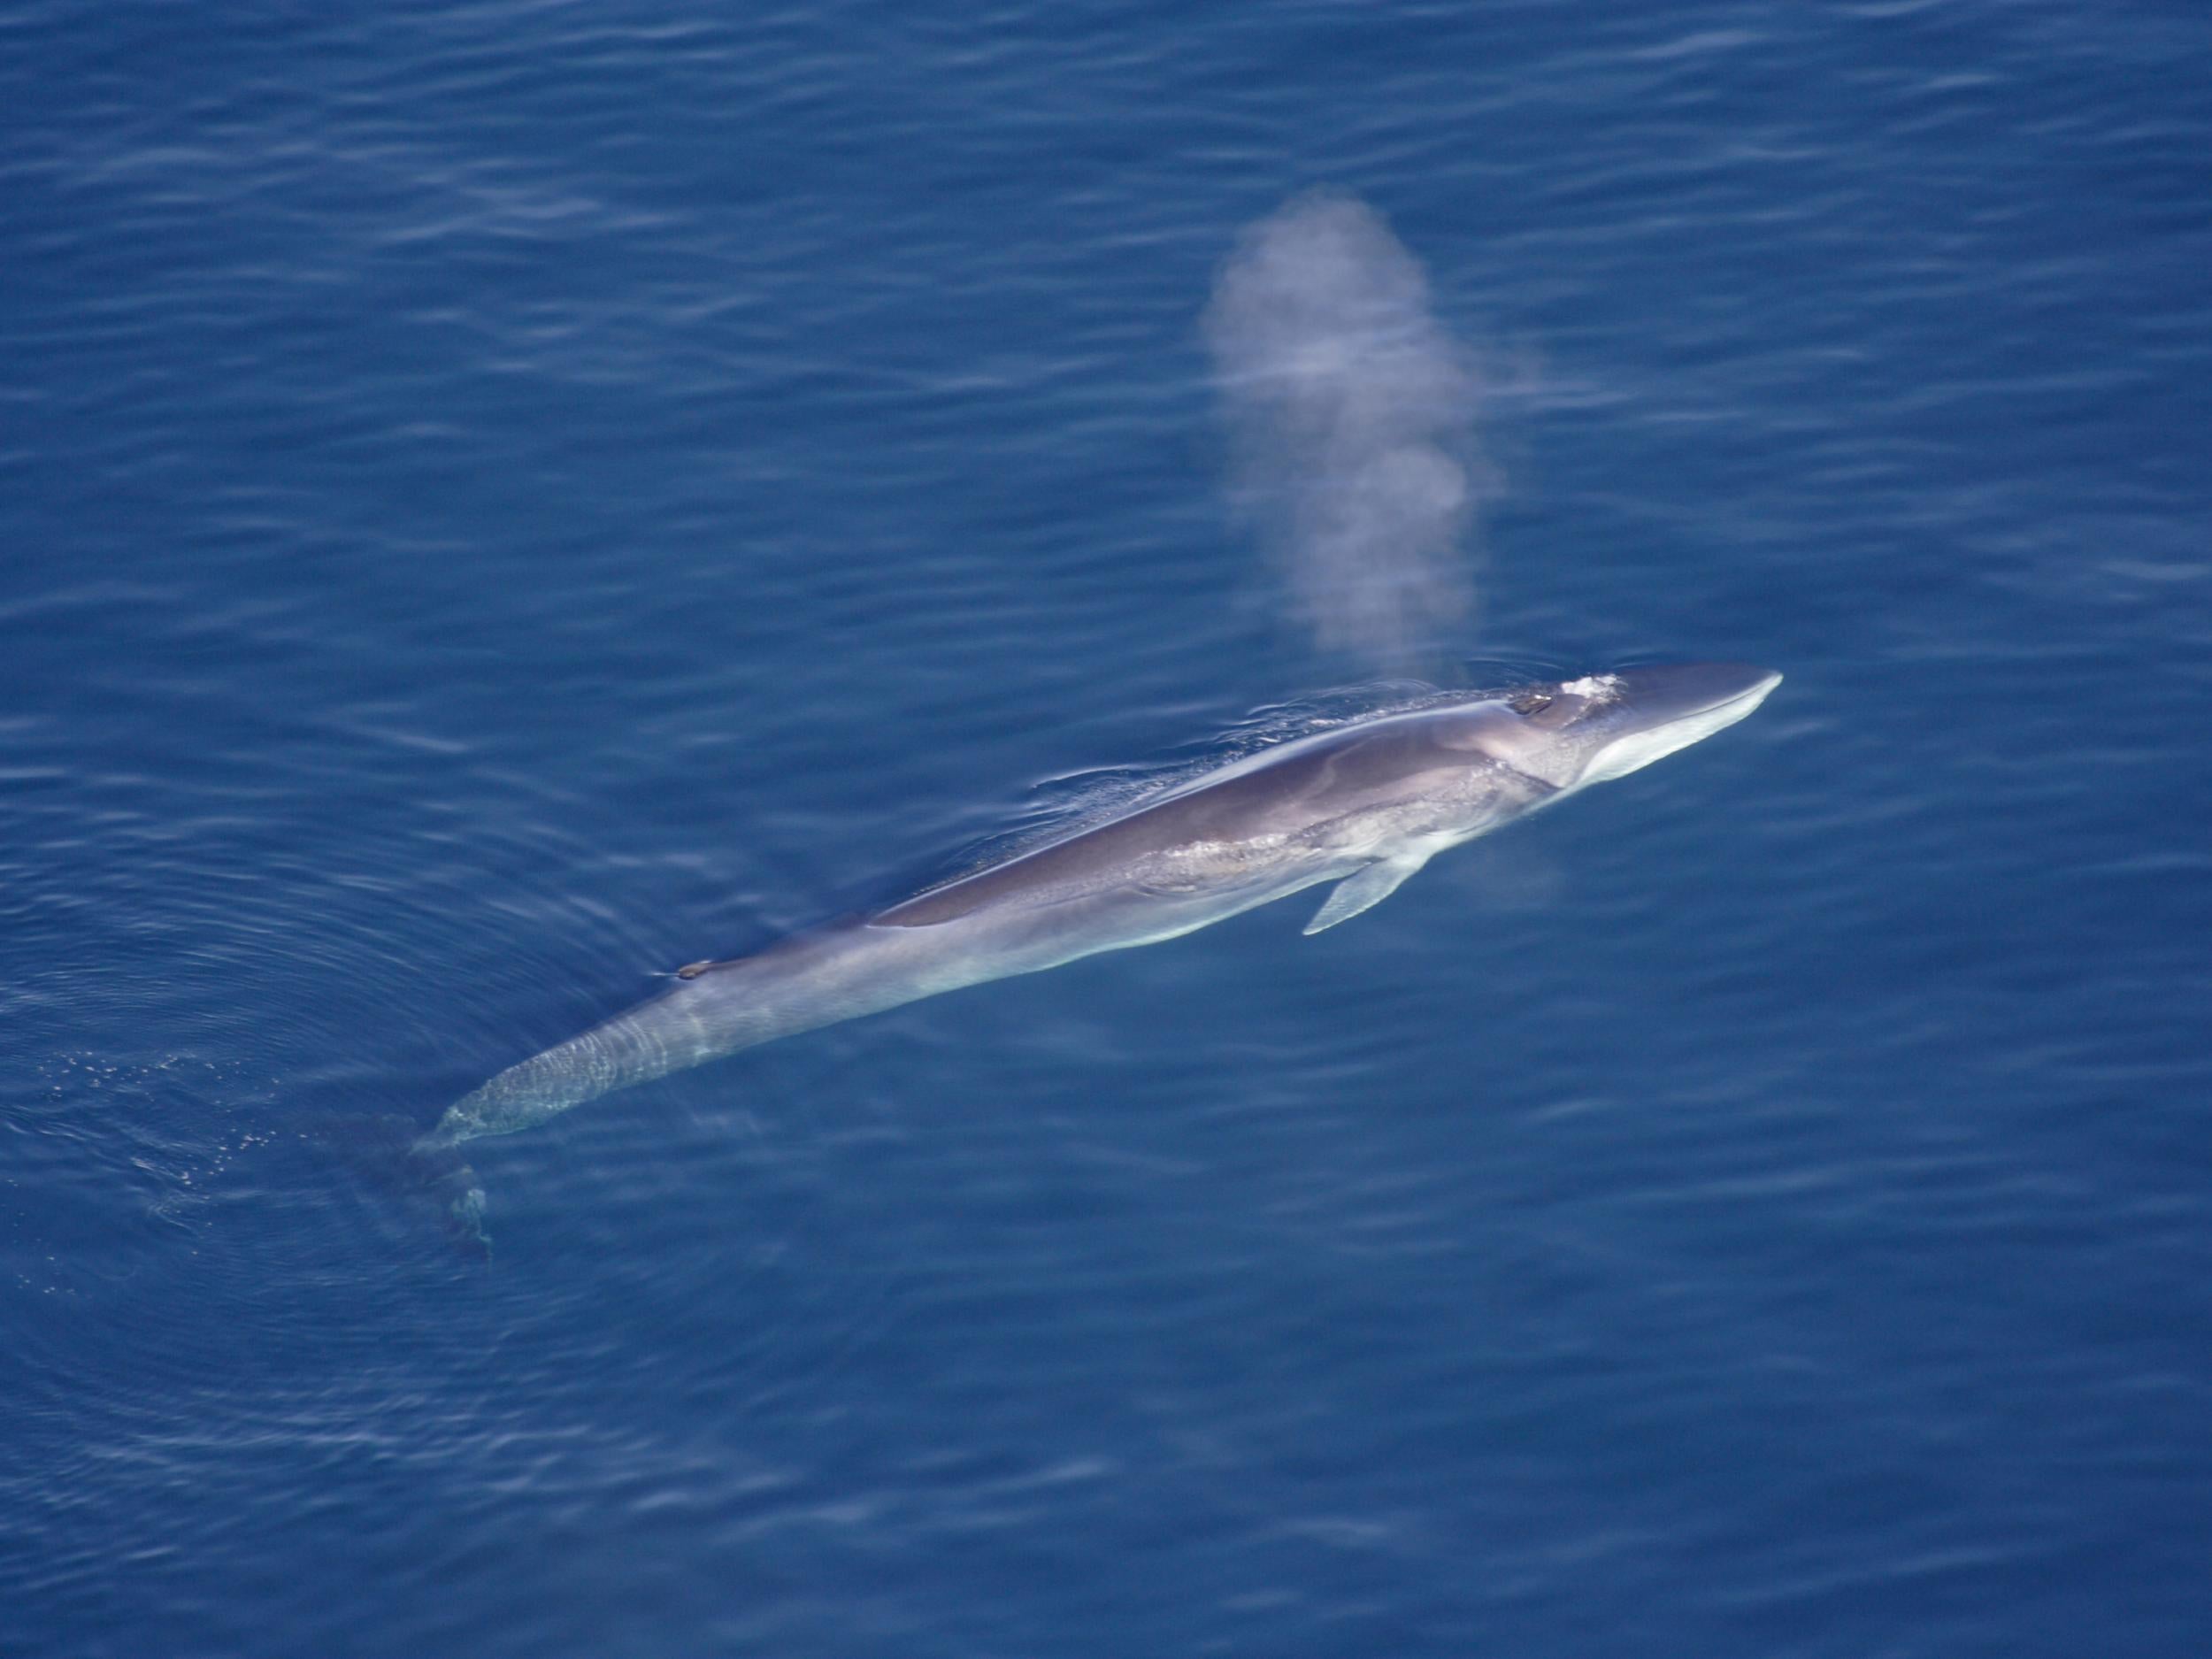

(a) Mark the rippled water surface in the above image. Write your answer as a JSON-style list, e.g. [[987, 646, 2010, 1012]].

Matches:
[[6, 4, 2210, 1655]]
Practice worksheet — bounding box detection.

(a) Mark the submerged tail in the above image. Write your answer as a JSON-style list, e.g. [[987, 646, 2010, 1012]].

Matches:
[[311, 1112, 494, 1259], [407, 1131, 491, 1257], [319, 937, 906, 1257]]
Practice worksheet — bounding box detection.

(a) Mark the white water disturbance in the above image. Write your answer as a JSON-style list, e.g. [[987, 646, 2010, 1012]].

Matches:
[[1204, 191, 1489, 672]]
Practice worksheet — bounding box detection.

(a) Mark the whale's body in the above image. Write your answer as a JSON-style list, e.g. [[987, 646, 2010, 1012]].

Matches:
[[425, 663, 1779, 1162]]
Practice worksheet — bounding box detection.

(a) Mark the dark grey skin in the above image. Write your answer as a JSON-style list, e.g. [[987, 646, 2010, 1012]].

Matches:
[[423, 663, 1779, 1157]]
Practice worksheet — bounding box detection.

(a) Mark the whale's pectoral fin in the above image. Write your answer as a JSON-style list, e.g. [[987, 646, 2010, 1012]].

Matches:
[[1302, 856, 1426, 935]]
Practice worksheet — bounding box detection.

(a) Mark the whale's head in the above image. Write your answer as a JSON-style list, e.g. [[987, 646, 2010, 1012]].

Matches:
[[1482, 663, 1782, 794]]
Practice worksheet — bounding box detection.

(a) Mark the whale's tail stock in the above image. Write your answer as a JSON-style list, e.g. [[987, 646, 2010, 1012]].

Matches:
[[319, 970, 772, 1261]]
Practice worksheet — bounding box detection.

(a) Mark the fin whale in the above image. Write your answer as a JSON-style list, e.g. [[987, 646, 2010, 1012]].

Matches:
[[422, 664, 1780, 1187]]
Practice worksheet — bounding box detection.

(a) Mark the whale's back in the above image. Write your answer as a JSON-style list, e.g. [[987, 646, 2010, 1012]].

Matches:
[[875, 704, 1501, 927]]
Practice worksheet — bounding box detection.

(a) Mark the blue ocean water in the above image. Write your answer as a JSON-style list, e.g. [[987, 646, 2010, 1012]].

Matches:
[[5, 3, 2210, 1654]]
